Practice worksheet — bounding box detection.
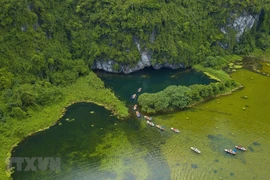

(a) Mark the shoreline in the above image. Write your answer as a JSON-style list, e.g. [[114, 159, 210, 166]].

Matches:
[[6, 99, 125, 177], [3, 72, 129, 179], [188, 84, 244, 108], [3, 66, 243, 179]]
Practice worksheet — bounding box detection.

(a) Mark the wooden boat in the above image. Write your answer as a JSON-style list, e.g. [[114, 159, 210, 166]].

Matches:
[[235, 145, 246, 151], [133, 104, 137, 111], [146, 120, 154, 127], [191, 147, 201, 154], [135, 111, 141, 118], [155, 124, 165, 131], [131, 94, 137, 99], [224, 149, 236, 155], [138, 87, 142, 92], [171, 127, 179, 133], [144, 116, 152, 121]]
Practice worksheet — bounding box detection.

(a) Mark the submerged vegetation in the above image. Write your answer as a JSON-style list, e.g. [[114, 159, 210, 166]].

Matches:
[[1, 72, 128, 179], [138, 61, 242, 113], [1, 0, 270, 179]]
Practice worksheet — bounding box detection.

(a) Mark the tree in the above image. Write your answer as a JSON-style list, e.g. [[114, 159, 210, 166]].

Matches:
[[0, 68, 14, 90]]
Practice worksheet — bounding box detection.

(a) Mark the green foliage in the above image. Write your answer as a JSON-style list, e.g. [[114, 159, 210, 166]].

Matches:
[[138, 65, 242, 114], [10, 107, 26, 120], [0, 0, 267, 81], [0, 68, 14, 90], [0, 72, 129, 180], [202, 56, 227, 70], [138, 78, 241, 114]]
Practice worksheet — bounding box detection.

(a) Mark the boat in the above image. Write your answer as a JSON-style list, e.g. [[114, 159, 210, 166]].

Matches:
[[155, 125, 165, 131], [171, 127, 179, 133], [144, 116, 152, 121], [224, 149, 236, 155], [133, 104, 137, 111], [138, 87, 142, 92], [131, 94, 137, 99], [191, 147, 201, 154], [135, 111, 141, 118], [146, 120, 154, 127], [235, 145, 246, 151]]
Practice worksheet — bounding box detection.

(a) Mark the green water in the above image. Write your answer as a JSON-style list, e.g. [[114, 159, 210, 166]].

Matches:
[[11, 68, 270, 180], [95, 67, 215, 102]]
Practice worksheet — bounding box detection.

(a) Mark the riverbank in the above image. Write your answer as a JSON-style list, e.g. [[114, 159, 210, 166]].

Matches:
[[0, 72, 129, 179], [137, 60, 242, 114]]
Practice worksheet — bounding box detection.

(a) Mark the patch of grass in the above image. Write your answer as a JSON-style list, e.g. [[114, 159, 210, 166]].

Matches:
[[193, 64, 231, 81], [223, 54, 243, 62], [0, 71, 128, 179]]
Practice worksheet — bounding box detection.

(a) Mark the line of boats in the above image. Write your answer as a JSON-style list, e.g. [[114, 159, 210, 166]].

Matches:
[[146, 120, 180, 133], [190, 145, 247, 155], [224, 146, 247, 155], [131, 88, 247, 157], [132, 95, 180, 133]]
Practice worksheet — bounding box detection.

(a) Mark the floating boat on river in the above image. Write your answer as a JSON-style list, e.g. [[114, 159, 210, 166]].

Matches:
[[155, 125, 165, 131], [133, 104, 137, 111], [235, 145, 246, 151], [146, 120, 154, 127], [136, 111, 141, 118], [131, 94, 137, 99], [138, 87, 142, 92], [171, 127, 179, 133], [144, 116, 152, 121], [225, 149, 236, 155], [191, 147, 201, 154]]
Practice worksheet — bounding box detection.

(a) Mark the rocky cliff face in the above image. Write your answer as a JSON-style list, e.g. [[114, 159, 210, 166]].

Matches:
[[232, 14, 257, 41], [92, 51, 185, 74], [92, 37, 185, 74], [221, 11, 260, 42], [92, 11, 261, 74]]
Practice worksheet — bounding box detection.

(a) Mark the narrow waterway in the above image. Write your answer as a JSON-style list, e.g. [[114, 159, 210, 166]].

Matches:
[[95, 67, 215, 102], [11, 68, 270, 180]]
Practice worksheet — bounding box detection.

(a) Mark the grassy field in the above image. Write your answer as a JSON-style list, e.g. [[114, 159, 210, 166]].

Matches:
[[0, 72, 129, 179]]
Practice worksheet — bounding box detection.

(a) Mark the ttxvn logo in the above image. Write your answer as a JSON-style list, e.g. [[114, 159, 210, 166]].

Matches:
[[8, 157, 61, 172]]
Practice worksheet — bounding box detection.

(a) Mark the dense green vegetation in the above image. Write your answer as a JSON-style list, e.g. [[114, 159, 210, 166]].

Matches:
[[1, 0, 270, 121], [0, 72, 128, 179], [1, 0, 270, 179], [138, 62, 242, 113]]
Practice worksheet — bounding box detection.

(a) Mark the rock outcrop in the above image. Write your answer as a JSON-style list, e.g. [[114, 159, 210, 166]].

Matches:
[[221, 11, 260, 42], [92, 35, 185, 74]]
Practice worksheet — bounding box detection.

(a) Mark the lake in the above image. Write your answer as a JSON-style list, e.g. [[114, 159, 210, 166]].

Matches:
[[11, 68, 270, 180]]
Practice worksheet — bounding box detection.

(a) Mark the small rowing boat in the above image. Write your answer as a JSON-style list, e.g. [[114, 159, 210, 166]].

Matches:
[[136, 111, 141, 118], [138, 87, 142, 92], [171, 128, 179, 133], [144, 116, 152, 121], [225, 149, 236, 155], [133, 104, 137, 111], [155, 124, 165, 131], [235, 145, 246, 151], [146, 120, 154, 127], [131, 94, 137, 99], [191, 147, 201, 154]]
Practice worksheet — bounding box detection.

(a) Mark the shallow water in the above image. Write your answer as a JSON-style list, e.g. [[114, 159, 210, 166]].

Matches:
[[95, 67, 215, 102], [11, 68, 270, 180]]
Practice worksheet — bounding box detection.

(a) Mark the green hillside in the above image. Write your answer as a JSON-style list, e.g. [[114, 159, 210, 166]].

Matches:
[[1, 1, 270, 178]]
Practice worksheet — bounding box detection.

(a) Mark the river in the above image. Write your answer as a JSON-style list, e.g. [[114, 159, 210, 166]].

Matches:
[[11, 67, 270, 180]]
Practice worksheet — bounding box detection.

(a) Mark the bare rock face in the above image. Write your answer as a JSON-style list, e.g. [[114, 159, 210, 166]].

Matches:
[[94, 60, 120, 73], [221, 11, 260, 42], [92, 35, 185, 74], [232, 14, 257, 41], [92, 50, 185, 74]]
